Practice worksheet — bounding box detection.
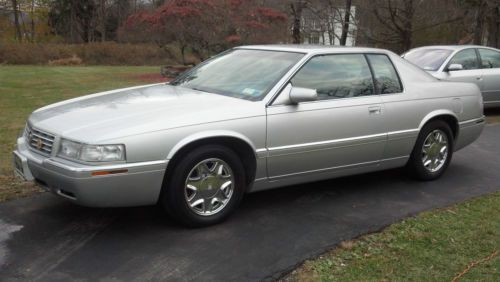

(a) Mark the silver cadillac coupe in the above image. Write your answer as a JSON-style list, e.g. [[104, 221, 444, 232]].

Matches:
[[14, 45, 485, 227]]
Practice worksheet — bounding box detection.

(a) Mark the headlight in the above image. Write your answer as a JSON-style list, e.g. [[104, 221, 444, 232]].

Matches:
[[58, 139, 125, 162], [80, 144, 125, 162], [59, 139, 82, 159]]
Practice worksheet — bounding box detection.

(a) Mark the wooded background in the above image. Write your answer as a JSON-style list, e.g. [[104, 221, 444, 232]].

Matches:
[[1, 0, 499, 65]]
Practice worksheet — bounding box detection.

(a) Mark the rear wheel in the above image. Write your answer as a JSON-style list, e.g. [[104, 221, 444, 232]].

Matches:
[[407, 120, 454, 181], [161, 145, 246, 227]]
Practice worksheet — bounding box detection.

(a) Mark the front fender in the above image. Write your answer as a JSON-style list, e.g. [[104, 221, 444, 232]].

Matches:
[[166, 130, 258, 160]]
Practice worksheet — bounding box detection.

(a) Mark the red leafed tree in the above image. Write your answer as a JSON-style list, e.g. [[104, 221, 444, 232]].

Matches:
[[120, 0, 288, 65]]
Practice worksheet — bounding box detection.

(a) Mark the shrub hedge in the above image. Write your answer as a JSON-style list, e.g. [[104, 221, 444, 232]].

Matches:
[[0, 42, 176, 65]]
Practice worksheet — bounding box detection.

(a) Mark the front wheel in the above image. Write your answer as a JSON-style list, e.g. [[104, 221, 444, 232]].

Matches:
[[407, 120, 454, 181], [161, 145, 246, 227]]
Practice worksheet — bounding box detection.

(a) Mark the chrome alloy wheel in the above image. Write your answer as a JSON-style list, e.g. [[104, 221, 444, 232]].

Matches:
[[184, 158, 234, 216], [421, 129, 449, 173]]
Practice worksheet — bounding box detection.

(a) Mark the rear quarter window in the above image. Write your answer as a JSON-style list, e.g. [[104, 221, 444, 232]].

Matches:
[[367, 54, 403, 94]]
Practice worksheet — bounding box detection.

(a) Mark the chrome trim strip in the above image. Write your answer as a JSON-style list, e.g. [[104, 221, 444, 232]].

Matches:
[[56, 189, 77, 201], [255, 148, 268, 159], [267, 133, 387, 152], [459, 116, 486, 126], [388, 128, 419, 136], [44, 159, 168, 173], [387, 128, 419, 141]]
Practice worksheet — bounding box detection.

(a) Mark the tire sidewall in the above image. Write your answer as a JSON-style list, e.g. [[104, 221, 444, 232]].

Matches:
[[162, 145, 246, 227]]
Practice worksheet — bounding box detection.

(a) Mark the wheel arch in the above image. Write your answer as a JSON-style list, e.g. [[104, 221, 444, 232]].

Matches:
[[163, 131, 258, 191], [418, 110, 459, 140]]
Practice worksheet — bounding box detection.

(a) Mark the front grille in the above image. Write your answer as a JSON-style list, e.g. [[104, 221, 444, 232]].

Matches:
[[25, 125, 55, 155]]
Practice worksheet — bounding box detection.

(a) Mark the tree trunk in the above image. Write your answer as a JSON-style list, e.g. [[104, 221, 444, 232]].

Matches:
[[497, 5, 500, 48], [487, 5, 500, 48], [402, 0, 414, 52], [100, 0, 106, 42], [11, 0, 22, 42], [473, 0, 486, 45], [291, 1, 304, 44], [70, 2, 76, 43], [30, 0, 35, 42], [180, 45, 186, 65], [340, 0, 352, 46]]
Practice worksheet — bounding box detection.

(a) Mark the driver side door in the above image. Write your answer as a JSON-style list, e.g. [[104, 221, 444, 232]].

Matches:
[[265, 53, 386, 180]]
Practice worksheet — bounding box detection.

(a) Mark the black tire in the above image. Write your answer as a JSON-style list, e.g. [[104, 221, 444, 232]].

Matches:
[[407, 120, 454, 181], [161, 145, 246, 227]]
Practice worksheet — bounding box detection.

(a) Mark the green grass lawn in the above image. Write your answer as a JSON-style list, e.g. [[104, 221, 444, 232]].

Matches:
[[0, 65, 165, 200], [285, 191, 500, 282]]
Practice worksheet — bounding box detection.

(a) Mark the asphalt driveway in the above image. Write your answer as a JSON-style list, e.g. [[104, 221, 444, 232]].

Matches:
[[1, 125, 499, 282]]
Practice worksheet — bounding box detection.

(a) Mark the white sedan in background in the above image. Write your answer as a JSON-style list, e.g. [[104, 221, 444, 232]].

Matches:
[[403, 45, 500, 108]]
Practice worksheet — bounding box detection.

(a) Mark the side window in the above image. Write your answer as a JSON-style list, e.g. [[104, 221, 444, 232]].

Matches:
[[478, 48, 500, 68], [366, 54, 402, 94], [291, 54, 374, 100], [448, 49, 479, 70]]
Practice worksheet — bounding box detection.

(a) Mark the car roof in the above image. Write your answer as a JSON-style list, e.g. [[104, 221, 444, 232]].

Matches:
[[407, 45, 499, 52], [236, 44, 390, 54]]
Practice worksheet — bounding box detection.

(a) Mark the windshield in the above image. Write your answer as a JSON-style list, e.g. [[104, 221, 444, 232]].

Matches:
[[170, 49, 304, 101], [403, 49, 452, 71]]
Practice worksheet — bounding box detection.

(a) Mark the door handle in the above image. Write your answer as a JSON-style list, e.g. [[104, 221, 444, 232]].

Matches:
[[476, 77, 483, 81], [368, 106, 382, 115]]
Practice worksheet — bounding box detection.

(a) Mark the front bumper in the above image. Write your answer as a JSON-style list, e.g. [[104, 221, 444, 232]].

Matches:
[[13, 137, 168, 207]]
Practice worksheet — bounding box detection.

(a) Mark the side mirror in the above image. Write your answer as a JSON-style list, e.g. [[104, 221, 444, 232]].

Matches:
[[447, 63, 463, 72], [289, 87, 318, 104]]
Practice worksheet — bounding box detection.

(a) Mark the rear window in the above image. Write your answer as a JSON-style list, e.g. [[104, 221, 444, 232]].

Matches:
[[403, 49, 452, 71]]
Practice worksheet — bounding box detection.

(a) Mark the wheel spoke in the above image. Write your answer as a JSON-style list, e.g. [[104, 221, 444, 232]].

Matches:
[[220, 181, 232, 198], [186, 184, 197, 201], [434, 132, 441, 143], [215, 163, 224, 176], [190, 198, 205, 210], [209, 161, 219, 173], [211, 197, 222, 210], [433, 158, 439, 170], [197, 162, 211, 176], [428, 133, 435, 143], [436, 131, 442, 140], [186, 178, 201, 189]]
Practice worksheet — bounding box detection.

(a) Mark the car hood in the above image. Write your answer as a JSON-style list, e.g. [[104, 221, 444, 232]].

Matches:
[[29, 84, 264, 143]]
